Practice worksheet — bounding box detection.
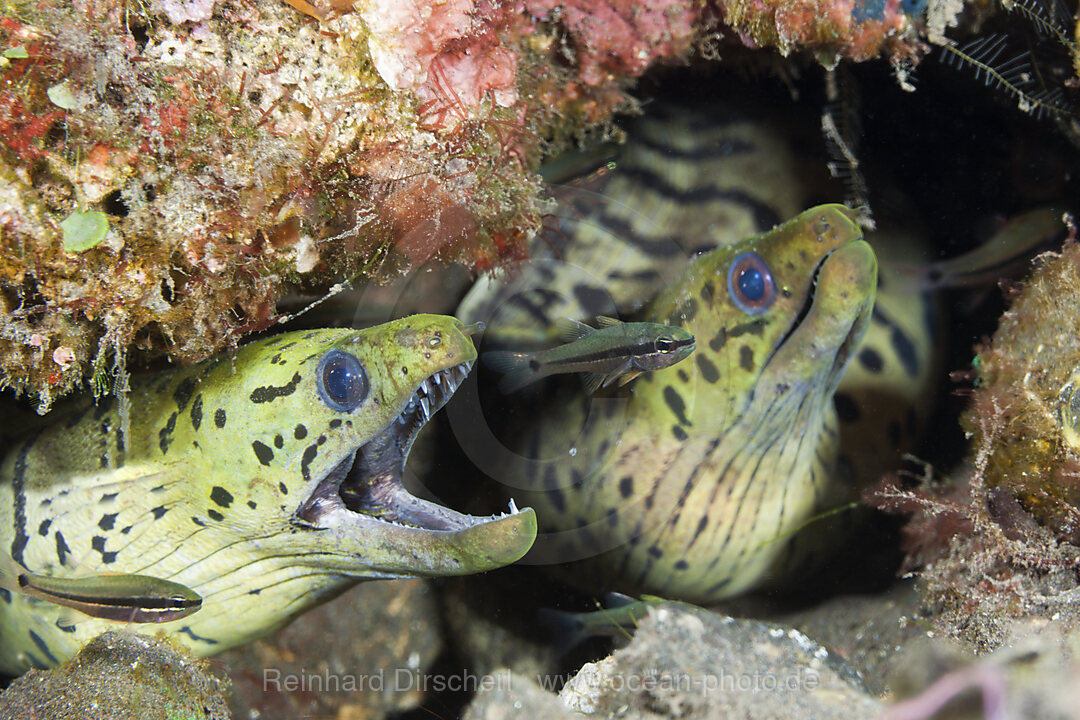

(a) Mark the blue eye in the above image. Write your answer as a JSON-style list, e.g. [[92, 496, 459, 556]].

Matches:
[[317, 350, 368, 412], [727, 252, 776, 315]]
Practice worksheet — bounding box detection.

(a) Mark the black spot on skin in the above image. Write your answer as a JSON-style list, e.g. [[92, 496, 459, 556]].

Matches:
[[0, 587, 9, 603], [274, 434, 284, 449], [739, 345, 754, 371], [872, 308, 919, 377], [55, 620, 76, 633], [675, 559, 689, 570], [709, 328, 728, 352], [250, 372, 302, 404], [159, 411, 178, 454], [677, 369, 689, 383], [190, 393, 203, 431], [858, 347, 884, 374], [55, 531, 70, 566], [701, 280, 715, 306], [672, 424, 689, 441], [121, 526, 132, 535], [672, 297, 698, 323], [279, 481, 288, 495], [294, 424, 308, 439], [317, 435, 327, 446], [529, 358, 541, 372], [692, 515, 709, 544], [834, 392, 861, 423], [37, 519, 50, 537], [247, 500, 257, 510], [173, 377, 197, 412], [730, 320, 766, 337], [252, 441, 274, 466], [300, 444, 318, 480], [663, 386, 690, 425], [210, 486, 234, 508], [572, 284, 612, 315], [11, 433, 38, 566], [606, 508, 618, 526], [549, 487, 566, 512], [100, 492, 118, 504], [98, 513, 117, 531], [892, 329, 919, 377], [177, 626, 218, 644], [191, 516, 206, 527], [696, 354, 720, 383], [329, 419, 342, 429], [248, 588, 262, 595], [214, 408, 227, 429], [151, 505, 168, 520], [91, 535, 117, 564], [648, 546, 663, 559], [28, 630, 58, 665], [207, 509, 224, 522], [707, 578, 732, 595], [619, 476, 633, 498]]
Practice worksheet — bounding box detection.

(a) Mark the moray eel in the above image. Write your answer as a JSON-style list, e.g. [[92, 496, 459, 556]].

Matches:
[[0, 315, 536, 673], [457, 103, 936, 602]]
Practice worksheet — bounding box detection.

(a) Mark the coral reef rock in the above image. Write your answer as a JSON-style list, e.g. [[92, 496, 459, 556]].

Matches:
[[0, 630, 230, 720]]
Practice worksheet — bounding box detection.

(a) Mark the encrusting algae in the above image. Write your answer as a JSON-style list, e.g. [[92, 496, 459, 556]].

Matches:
[[967, 233, 1080, 546]]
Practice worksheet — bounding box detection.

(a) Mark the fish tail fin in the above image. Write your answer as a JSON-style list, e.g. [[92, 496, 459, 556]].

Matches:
[[483, 350, 541, 393]]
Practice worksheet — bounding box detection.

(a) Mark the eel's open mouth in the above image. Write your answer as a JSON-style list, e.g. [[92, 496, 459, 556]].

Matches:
[[296, 361, 520, 531]]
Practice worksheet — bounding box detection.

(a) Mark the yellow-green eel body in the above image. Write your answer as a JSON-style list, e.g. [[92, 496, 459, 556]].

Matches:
[[0, 315, 536, 673], [459, 104, 937, 603]]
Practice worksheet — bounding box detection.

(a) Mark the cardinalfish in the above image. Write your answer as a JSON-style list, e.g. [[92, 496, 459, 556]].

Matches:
[[483, 317, 696, 394], [0, 551, 202, 624]]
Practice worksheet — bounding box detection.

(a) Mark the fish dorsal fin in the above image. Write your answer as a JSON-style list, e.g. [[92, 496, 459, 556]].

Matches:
[[594, 315, 622, 328], [557, 317, 595, 342]]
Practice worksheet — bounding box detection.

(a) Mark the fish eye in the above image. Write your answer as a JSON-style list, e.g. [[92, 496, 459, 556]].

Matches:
[[656, 336, 675, 353], [727, 252, 776, 315], [317, 350, 369, 412]]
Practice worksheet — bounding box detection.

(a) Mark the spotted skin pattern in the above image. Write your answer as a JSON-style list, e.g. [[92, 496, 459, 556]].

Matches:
[[0, 316, 536, 673], [459, 106, 937, 601]]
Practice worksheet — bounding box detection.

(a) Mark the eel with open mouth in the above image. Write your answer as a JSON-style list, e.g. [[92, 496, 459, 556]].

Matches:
[[0, 314, 536, 673]]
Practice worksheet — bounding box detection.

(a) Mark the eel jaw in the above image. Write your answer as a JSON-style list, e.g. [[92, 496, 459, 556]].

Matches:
[[294, 360, 536, 574]]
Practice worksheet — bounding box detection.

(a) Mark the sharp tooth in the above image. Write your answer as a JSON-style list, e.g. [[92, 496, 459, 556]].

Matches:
[[432, 373, 442, 387], [420, 379, 431, 397], [420, 395, 431, 420], [508, 498, 518, 514]]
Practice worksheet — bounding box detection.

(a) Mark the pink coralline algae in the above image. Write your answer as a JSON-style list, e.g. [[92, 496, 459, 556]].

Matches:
[[162, 0, 218, 24], [525, 0, 702, 85], [358, 0, 523, 126]]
